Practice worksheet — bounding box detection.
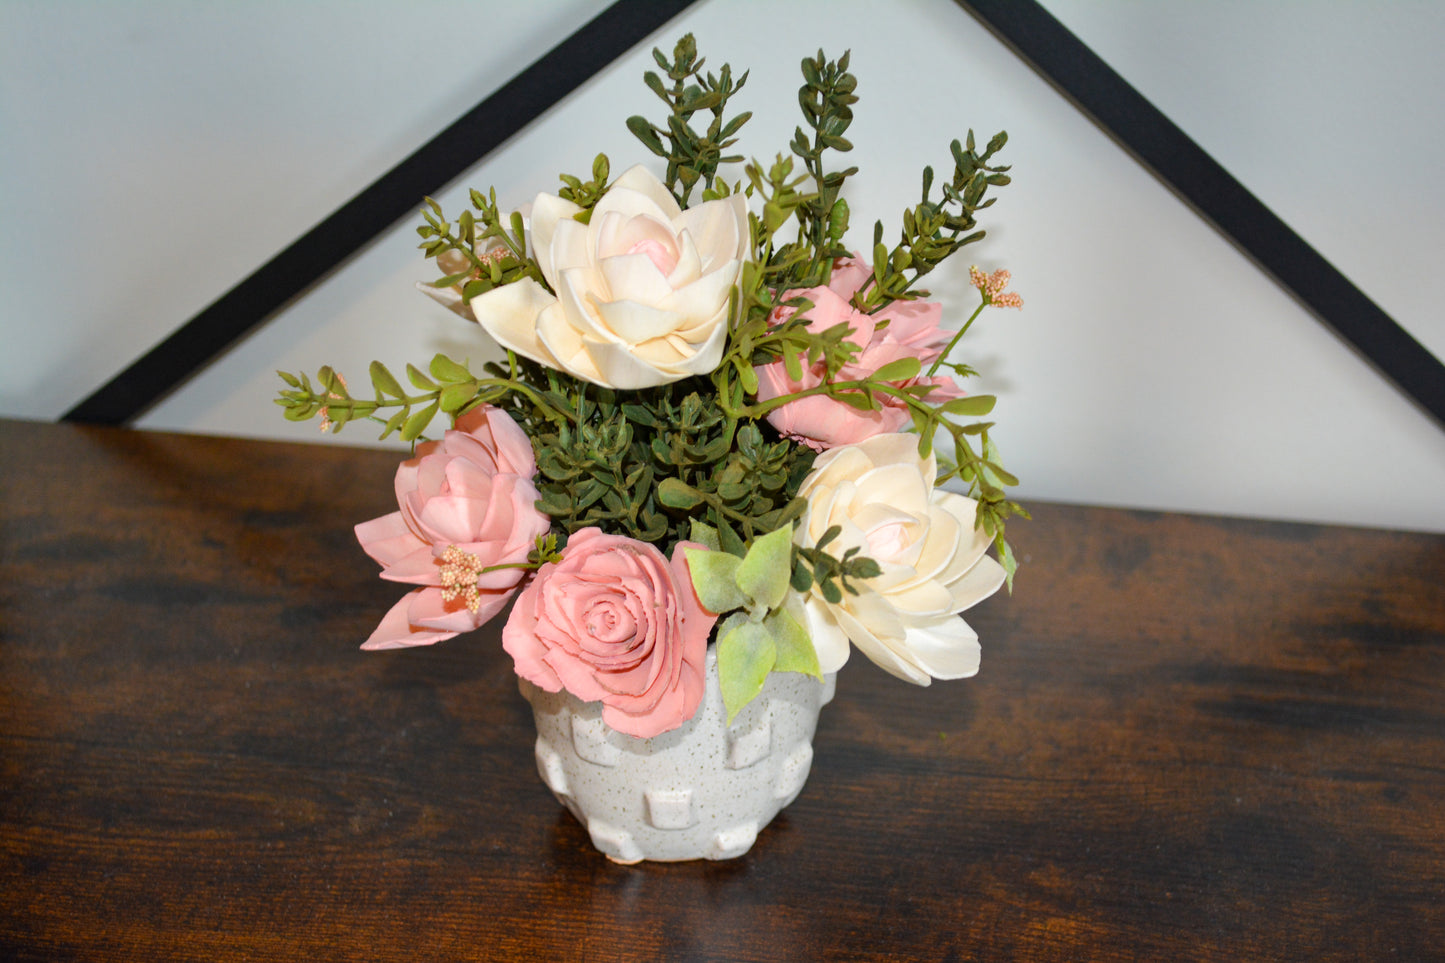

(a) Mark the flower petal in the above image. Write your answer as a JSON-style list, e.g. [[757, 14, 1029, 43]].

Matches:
[[361, 590, 460, 650], [470, 278, 563, 370]]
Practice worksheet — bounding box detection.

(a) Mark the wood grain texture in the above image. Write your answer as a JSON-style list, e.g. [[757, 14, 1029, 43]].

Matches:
[[2, 419, 1442, 961]]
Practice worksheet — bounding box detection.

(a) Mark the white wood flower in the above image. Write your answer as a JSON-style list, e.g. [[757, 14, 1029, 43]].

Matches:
[[457, 165, 748, 389], [796, 433, 1006, 684]]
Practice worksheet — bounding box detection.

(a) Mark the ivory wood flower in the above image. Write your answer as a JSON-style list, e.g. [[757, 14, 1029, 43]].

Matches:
[[458, 165, 748, 389], [795, 433, 1005, 684]]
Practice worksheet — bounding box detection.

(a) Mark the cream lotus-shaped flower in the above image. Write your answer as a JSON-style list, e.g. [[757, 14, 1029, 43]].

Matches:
[[459, 165, 748, 389], [795, 433, 1006, 685]]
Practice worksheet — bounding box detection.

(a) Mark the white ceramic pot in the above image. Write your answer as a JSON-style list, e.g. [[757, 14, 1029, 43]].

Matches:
[[520, 647, 836, 863]]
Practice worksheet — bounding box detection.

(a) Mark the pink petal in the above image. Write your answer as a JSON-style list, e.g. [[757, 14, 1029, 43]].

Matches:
[[360, 590, 459, 650]]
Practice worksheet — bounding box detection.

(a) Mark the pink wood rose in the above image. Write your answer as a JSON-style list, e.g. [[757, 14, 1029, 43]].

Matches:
[[503, 528, 716, 738], [756, 255, 963, 450], [354, 405, 551, 650]]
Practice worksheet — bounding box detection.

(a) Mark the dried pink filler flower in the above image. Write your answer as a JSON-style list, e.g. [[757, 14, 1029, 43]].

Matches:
[[503, 529, 716, 738], [970, 266, 1023, 309], [354, 405, 551, 649]]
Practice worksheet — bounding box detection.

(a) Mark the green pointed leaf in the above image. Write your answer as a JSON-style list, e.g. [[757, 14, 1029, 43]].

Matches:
[[765, 608, 822, 679], [429, 354, 471, 383], [439, 381, 477, 413], [736, 525, 793, 612], [941, 395, 996, 417], [401, 401, 439, 442], [657, 478, 704, 510], [689, 519, 721, 551], [369, 361, 404, 400], [717, 618, 776, 723], [379, 407, 409, 440], [870, 357, 922, 383], [684, 548, 747, 615], [276, 370, 301, 389], [406, 364, 437, 390]]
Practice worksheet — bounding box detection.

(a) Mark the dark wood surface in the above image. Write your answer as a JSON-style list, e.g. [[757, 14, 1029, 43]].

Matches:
[[2, 418, 1442, 962]]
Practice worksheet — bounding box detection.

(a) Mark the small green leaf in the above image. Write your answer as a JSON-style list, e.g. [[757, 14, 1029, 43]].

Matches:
[[684, 548, 748, 615], [429, 354, 471, 383], [736, 525, 793, 612], [765, 607, 822, 679], [941, 395, 996, 417], [276, 370, 301, 389], [369, 361, 404, 399], [406, 364, 437, 390], [379, 407, 408, 440], [689, 519, 721, 551], [438, 381, 476, 413], [657, 478, 704, 510], [870, 357, 922, 383], [717, 618, 776, 722], [401, 401, 439, 442]]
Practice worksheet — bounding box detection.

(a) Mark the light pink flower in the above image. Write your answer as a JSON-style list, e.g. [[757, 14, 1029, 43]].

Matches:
[[756, 255, 963, 451], [503, 529, 715, 738], [354, 405, 551, 650]]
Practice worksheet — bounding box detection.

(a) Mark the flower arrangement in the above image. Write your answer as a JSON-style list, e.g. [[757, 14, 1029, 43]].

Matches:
[[276, 36, 1026, 740]]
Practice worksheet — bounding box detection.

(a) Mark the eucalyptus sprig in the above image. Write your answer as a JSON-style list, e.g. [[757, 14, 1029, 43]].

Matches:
[[626, 33, 752, 207], [855, 130, 1011, 313]]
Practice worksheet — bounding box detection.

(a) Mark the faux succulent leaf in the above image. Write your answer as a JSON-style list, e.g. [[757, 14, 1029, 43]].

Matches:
[[685, 548, 748, 615], [766, 607, 823, 679], [689, 519, 721, 551], [736, 525, 793, 612], [717, 616, 776, 722]]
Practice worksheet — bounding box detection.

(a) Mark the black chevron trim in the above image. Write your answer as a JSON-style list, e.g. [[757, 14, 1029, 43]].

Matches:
[[64, 0, 700, 425], [955, 0, 1445, 429]]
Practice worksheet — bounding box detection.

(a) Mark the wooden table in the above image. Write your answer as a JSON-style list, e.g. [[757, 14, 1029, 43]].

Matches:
[[2, 418, 1442, 961]]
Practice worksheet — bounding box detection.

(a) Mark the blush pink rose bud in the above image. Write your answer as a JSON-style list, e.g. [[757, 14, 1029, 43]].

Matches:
[[756, 254, 963, 451], [354, 405, 551, 650], [503, 529, 716, 739]]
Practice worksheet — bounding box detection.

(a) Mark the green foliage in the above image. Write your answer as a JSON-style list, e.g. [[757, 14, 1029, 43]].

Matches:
[[626, 33, 752, 206], [275, 33, 1030, 639], [494, 363, 814, 553], [855, 131, 1011, 312], [687, 528, 823, 720]]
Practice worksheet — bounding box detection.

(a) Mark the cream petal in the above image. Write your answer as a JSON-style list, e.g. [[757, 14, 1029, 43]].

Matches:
[[659, 261, 739, 327], [553, 267, 615, 342], [897, 616, 982, 680], [548, 217, 593, 281], [675, 192, 748, 263], [833, 601, 931, 686], [469, 278, 562, 369], [597, 211, 679, 264], [801, 595, 852, 674], [946, 553, 1007, 612], [584, 338, 683, 389], [882, 579, 957, 619], [667, 317, 728, 373], [666, 229, 703, 288], [605, 165, 682, 221], [535, 301, 606, 384], [594, 298, 683, 344], [599, 251, 675, 306], [528, 192, 583, 285], [415, 280, 475, 323]]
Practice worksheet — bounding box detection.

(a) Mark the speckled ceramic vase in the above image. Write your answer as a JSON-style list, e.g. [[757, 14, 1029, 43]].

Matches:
[[520, 648, 836, 863]]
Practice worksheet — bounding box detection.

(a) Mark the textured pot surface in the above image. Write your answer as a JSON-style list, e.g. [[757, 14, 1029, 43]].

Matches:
[[521, 648, 835, 863]]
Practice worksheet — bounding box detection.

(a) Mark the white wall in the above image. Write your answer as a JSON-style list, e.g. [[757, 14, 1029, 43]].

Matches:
[[3, 0, 1443, 532]]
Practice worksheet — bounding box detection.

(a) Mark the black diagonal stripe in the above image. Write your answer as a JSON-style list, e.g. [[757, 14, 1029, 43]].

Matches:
[[958, 0, 1445, 430], [63, 0, 699, 425]]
